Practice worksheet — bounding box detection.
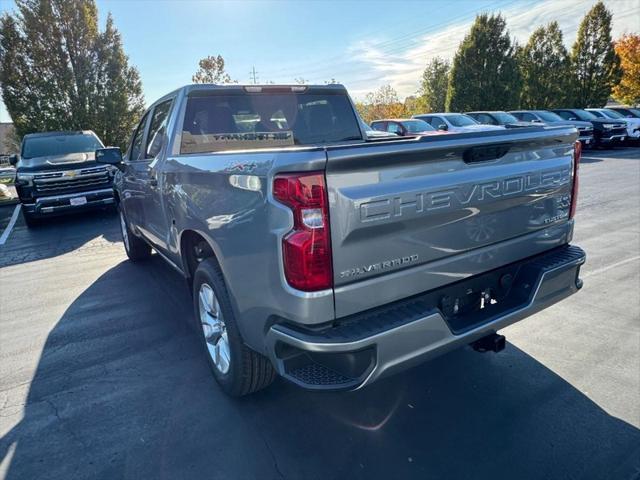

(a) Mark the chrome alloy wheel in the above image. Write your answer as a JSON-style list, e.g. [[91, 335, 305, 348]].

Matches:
[[198, 283, 230, 374], [119, 210, 130, 252]]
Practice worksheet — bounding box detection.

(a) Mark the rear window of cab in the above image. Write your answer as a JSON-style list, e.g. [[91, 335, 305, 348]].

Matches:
[[180, 92, 362, 154]]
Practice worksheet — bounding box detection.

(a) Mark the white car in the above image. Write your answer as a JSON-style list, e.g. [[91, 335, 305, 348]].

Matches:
[[586, 108, 640, 140], [413, 113, 505, 133]]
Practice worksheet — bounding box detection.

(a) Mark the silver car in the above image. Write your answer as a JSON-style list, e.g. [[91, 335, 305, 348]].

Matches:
[[413, 112, 505, 133]]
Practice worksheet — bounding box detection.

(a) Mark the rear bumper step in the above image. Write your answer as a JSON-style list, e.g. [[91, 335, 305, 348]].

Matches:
[[266, 245, 586, 391]]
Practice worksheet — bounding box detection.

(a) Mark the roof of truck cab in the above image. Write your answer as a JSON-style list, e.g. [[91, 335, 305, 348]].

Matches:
[[23, 130, 97, 139], [183, 84, 348, 95]]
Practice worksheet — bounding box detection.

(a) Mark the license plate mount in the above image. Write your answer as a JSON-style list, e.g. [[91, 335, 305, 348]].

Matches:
[[70, 196, 87, 206]]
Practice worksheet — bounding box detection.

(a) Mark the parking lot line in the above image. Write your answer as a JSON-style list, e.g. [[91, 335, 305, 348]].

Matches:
[[583, 255, 640, 278], [0, 204, 21, 245]]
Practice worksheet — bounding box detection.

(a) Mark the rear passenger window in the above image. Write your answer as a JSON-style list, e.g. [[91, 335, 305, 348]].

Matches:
[[146, 99, 173, 158], [129, 113, 149, 161], [386, 123, 401, 134], [477, 113, 495, 124]]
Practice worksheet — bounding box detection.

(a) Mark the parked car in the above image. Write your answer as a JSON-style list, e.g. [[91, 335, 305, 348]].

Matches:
[[359, 119, 398, 139], [510, 110, 595, 147], [466, 111, 532, 128], [552, 109, 627, 148], [586, 108, 640, 143], [10, 130, 116, 226], [370, 118, 450, 136], [97, 84, 585, 396], [413, 113, 504, 133], [607, 106, 640, 119]]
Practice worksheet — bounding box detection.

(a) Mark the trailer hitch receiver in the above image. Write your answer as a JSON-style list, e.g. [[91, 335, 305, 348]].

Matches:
[[471, 333, 506, 353]]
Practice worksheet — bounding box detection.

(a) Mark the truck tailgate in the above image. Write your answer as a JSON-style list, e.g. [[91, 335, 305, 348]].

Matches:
[[325, 127, 578, 318]]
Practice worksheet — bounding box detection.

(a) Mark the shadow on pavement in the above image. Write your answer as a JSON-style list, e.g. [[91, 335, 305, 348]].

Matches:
[[1, 257, 639, 480], [0, 207, 120, 268], [579, 157, 604, 164]]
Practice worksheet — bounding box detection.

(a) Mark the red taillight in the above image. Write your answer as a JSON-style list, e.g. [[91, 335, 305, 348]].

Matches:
[[273, 172, 333, 291], [570, 140, 581, 219]]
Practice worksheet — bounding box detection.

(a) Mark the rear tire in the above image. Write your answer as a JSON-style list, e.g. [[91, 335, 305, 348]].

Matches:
[[119, 206, 151, 261], [192, 258, 276, 396]]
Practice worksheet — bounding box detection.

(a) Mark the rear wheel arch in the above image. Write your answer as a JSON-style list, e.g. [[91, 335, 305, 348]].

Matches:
[[179, 229, 223, 284]]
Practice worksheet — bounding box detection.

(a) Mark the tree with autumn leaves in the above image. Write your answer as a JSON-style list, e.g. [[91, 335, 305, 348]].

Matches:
[[612, 34, 640, 106], [355, 85, 409, 124]]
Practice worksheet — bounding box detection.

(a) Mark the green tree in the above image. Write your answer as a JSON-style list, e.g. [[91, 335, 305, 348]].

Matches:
[[446, 13, 520, 112], [570, 1, 621, 107], [403, 95, 420, 116], [0, 0, 144, 149], [192, 55, 234, 84], [417, 57, 449, 113], [519, 22, 571, 108]]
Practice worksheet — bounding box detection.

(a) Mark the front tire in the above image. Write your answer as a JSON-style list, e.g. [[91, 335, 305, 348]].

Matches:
[[21, 209, 40, 228], [119, 206, 151, 261], [192, 258, 275, 396]]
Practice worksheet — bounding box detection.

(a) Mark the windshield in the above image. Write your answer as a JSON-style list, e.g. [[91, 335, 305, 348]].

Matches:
[[573, 110, 598, 121], [401, 120, 435, 132], [21, 133, 103, 159], [602, 109, 625, 119], [536, 111, 564, 122], [180, 91, 362, 154], [447, 114, 478, 127], [493, 112, 519, 123]]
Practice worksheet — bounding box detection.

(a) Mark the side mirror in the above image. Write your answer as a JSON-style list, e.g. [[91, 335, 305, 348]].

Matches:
[[532, 119, 542, 123], [8, 154, 19, 166], [95, 147, 123, 166], [438, 124, 448, 131], [627, 115, 633, 118], [569, 117, 577, 121]]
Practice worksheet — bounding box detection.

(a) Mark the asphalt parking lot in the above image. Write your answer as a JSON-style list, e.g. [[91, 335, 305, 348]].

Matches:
[[0, 147, 639, 480]]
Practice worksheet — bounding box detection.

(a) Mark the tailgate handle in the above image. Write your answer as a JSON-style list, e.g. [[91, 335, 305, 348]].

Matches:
[[463, 144, 511, 163]]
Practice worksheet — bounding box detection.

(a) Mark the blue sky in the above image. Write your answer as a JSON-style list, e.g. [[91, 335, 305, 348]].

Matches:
[[1, 0, 638, 122]]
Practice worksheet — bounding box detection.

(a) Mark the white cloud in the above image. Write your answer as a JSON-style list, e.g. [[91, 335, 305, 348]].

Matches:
[[345, 0, 640, 100]]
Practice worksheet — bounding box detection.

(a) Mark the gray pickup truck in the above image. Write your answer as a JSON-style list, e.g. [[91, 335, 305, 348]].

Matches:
[[96, 84, 585, 396]]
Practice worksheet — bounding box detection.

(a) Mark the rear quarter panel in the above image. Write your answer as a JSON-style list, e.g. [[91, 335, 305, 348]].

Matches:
[[161, 148, 335, 351]]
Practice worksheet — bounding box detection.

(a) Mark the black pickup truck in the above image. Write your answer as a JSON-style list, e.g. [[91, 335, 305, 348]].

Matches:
[[10, 131, 116, 226]]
